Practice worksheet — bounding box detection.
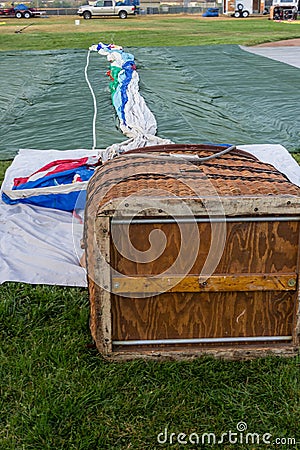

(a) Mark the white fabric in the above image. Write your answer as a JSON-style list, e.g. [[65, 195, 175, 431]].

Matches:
[[99, 134, 173, 163], [120, 71, 157, 138], [0, 145, 299, 287], [3, 180, 90, 200], [238, 144, 300, 187], [0, 148, 98, 287], [0, 201, 86, 287]]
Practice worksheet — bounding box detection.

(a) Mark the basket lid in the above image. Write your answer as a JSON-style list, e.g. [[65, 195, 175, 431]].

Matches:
[[85, 144, 300, 217]]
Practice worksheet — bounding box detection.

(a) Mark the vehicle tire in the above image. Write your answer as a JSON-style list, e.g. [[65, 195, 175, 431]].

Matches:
[[242, 10, 249, 17], [83, 11, 92, 19], [233, 11, 241, 17], [118, 10, 127, 19], [15, 11, 23, 18], [24, 11, 31, 19], [237, 3, 244, 10]]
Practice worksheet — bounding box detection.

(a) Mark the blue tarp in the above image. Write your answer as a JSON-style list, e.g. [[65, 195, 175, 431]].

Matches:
[[14, 4, 29, 10]]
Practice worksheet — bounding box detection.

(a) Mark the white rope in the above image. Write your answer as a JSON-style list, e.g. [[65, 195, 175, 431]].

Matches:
[[84, 50, 97, 151]]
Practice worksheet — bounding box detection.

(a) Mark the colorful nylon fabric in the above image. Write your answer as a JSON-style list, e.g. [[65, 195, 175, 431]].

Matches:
[[2, 156, 98, 211], [92, 43, 141, 131], [90, 42, 172, 159]]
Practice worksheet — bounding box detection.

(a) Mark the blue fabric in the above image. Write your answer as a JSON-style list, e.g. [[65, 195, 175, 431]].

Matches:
[[3, 165, 94, 211], [13, 166, 94, 191], [117, 61, 135, 125], [2, 190, 87, 212], [96, 43, 136, 127]]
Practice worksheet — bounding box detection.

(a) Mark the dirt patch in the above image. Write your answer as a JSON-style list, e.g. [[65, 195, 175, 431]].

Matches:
[[255, 38, 300, 47]]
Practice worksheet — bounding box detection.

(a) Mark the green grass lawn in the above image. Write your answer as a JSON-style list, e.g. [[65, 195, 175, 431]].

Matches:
[[0, 15, 300, 50], [1, 16, 300, 450], [1, 283, 299, 449]]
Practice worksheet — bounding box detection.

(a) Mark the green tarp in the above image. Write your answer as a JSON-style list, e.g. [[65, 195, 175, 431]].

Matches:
[[0, 45, 299, 159]]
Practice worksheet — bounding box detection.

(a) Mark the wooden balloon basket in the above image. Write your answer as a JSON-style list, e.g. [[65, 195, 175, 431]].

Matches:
[[83, 144, 300, 360]]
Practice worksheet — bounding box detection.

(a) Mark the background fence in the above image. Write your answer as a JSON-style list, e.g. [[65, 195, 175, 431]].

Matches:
[[43, 4, 222, 15]]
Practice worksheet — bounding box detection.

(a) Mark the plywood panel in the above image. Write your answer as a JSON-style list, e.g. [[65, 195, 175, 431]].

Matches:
[[112, 291, 295, 342], [111, 220, 299, 276]]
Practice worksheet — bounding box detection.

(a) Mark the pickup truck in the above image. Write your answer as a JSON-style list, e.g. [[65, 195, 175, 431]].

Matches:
[[77, 0, 137, 19], [0, 3, 45, 18]]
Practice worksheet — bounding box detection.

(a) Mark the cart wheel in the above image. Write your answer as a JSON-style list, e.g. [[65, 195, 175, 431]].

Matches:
[[24, 11, 31, 19], [15, 11, 23, 18]]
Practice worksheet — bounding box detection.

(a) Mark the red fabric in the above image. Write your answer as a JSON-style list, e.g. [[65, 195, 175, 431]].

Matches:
[[13, 157, 89, 187]]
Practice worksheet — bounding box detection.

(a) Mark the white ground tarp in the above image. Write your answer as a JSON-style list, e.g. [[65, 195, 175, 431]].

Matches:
[[238, 144, 300, 187], [0, 145, 299, 287], [241, 45, 300, 69], [0, 149, 95, 287]]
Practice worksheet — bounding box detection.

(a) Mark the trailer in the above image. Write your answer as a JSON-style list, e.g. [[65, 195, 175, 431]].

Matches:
[[223, 0, 265, 16], [269, 0, 298, 20], [0, 3, 46, 18]]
